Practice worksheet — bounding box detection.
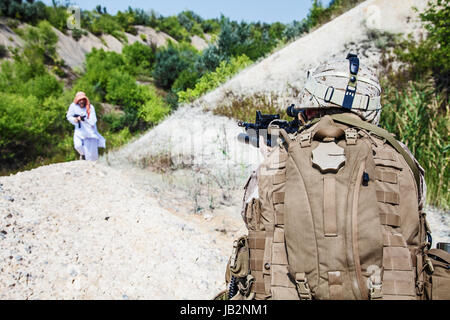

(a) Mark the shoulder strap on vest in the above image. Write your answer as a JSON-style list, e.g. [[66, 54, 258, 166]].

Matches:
[[329, 114, 421, 191]]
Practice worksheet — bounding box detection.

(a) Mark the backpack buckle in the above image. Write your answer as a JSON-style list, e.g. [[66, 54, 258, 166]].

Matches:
[[324, 86, 334, 103], [369, 284, 383, 300], [425, 257, 435, 273], [295, 273, 312, 300], [345, 128, 358, 145], [368, 275, 383, 300], [229, 239, 239, 269], [299, 132, 312, 148]]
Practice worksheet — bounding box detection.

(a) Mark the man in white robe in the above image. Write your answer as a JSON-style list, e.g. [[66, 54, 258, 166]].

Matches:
[[66, 91, 106, 161]]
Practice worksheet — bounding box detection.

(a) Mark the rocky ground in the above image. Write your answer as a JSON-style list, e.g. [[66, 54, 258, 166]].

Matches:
[[0, 160, 246, 299]]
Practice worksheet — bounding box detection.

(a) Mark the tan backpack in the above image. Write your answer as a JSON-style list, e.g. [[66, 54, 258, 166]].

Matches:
[[222, 113, 450, 300]]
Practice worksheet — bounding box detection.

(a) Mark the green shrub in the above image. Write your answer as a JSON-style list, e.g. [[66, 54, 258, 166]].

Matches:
[[90, 13, 122, 36], [0, 58, 59, 100], [5, 18, 20, 30], [105, 70, 139, 107], [395, 0, 450, 92], [171, 68, 200, 92], [178, 54, 252, 103], [116, 9, 136, 34], [191, 23, 204, 37], [122, 42, 154, 75], [45, 4, 69, 31], [164, 90, 179, 110], [201, 19, 221, 34], [78, 49, 126, 100], [159, 16, 190, 42], [71, 28, 86, 41], [102, 112, 125, 132], [152, 44, 197, 90], [111, 30, 128, 43], [0, 0, 47, 25], [20, 73, 63, 101], [195, 45, 226, 75], [21, 20, 58, 66], [0, 92, 69, 169], [137, 86, 170, 124], [216, 18, 277, 61]]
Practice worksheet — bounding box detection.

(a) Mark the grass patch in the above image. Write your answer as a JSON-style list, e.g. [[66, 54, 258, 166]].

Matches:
[[212, 91, 290, 122], [380, 76, 449, 209]]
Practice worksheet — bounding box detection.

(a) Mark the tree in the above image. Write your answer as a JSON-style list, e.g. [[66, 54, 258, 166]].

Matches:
[[152, 45, 191, 90]]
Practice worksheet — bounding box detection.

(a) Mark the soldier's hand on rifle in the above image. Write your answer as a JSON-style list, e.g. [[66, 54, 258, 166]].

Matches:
[[74, 116, 81, 122]]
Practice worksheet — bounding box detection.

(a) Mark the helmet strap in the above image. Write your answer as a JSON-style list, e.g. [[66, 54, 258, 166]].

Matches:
[[342, 53, 359, 109]]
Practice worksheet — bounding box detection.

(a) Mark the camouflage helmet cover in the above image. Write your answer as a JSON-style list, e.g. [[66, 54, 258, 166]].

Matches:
[[296, 55, 382, 125]]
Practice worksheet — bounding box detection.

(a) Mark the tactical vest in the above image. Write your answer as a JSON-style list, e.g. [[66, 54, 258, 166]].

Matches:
[[222, 114, 450, 300]]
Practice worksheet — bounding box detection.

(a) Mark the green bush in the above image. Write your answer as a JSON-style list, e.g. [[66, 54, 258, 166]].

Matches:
[[45, 4, 69, 31], [116, 9, 136, 34], [171, 68, 200, 92], [20, 73, 63, 101], [0, 0, 47, 25], [105, 70, 140, 107], [194, 45, 226, 74], [90, 13, 122, 36], [21, 20, 59, 67], [0, 92, 69, 169], [395, 0, 450, 92], [102, 112, 125, 132], [201, 19, 221, 34], [137, 85, 170, 124], [178, 54, 252, 103], [152, 44, 197, 90], [0, 59, 62, 102], [78, 49, 126, 100], [122, 42, 155, 75], [71, 28, 87, 41], [159, 16, 190, 42], [216, 18, 277, 61]]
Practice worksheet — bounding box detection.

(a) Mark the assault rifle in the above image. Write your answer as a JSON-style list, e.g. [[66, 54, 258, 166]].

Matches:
[[73, 114, 86, 128], [237, 105, 305, 148]]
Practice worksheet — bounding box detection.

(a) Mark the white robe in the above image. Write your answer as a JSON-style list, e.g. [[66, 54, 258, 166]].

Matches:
[[66, 103, 106, 161]]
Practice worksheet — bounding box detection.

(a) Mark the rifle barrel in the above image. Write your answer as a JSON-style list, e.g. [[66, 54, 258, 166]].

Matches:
[[237, 133, 259, 148]]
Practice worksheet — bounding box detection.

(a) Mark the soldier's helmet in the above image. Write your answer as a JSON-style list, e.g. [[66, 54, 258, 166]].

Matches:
[[295, 53, 382, 125]]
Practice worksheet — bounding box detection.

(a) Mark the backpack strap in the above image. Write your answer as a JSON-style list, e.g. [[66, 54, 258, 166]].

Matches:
[[329, 114, 421, 193]]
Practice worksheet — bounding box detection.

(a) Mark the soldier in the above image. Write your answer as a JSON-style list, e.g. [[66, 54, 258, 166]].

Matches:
[[216, 54, 449, 300]]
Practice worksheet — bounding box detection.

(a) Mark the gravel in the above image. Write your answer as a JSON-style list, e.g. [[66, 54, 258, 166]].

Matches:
[[0, 161, 240, 299]]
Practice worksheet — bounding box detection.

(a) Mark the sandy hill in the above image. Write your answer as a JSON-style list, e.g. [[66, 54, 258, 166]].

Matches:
[[194, 0, 427, 110], [0, 161, 245, 299]]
